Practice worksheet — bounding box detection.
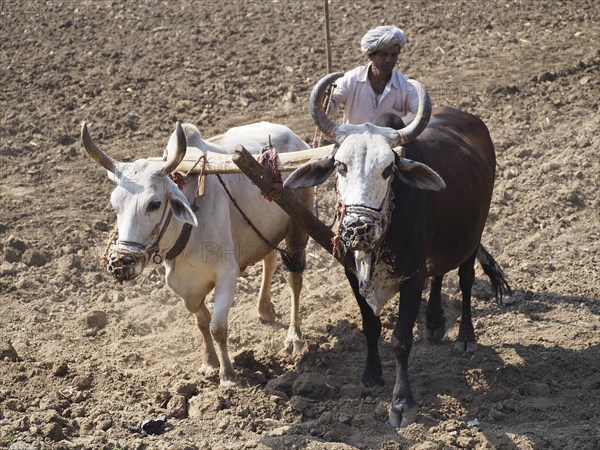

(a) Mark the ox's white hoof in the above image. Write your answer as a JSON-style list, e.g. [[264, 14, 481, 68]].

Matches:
[[219, 378, 239, 388], [389, 407, 417, 428], [501, 294, 517, 306], [199, 363, 219, 378], [284, 337, 304, 356]]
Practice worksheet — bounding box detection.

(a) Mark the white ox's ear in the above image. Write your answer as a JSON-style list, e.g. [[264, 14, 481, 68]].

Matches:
[[166, 181, 198, 226], [394, 158, 446, 191], [283, 157, 336, 189]]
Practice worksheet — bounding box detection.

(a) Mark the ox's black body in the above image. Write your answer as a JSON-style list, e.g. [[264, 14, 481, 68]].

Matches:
[[286, 70, 512, 426]]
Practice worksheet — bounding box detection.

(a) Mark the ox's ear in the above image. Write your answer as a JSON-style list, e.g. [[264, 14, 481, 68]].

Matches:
[[166, 182, 198, 226], [394, 158, 446, 191], [283, 157, 336, 189]]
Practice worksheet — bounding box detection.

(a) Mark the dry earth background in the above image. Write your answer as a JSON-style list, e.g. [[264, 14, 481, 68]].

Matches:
[[0, 1, 599, 449]]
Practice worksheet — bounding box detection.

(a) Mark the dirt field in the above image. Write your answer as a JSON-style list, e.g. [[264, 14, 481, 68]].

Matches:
[[1, 1, 599, 449]]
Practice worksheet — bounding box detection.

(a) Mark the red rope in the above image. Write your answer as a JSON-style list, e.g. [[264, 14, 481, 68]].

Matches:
[[258, 142, 282, 202]]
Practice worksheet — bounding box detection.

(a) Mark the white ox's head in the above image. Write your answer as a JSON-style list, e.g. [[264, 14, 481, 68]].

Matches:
[[82, 122, 198, 282], [284, 73, 445, 299]]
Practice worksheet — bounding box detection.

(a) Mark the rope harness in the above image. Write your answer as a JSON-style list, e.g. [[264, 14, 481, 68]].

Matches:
[[258, 137, 282, 201], [215, 142, 304, 272]]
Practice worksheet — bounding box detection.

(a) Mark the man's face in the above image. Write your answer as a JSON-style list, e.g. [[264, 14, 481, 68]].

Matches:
[[369, 45, 400, 76]]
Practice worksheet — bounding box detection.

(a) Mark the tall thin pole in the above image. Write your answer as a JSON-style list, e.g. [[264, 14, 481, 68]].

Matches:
[[313, 0, 335, 219], [324, 0, 332, 73], [313, 0, 333, 148]]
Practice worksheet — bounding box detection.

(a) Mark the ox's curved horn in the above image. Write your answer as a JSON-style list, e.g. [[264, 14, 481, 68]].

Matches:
[[162, 121, 187, 174], [310, 72, 343, 137], [81, 122, 119, 174], [392, 80, 432, 145]]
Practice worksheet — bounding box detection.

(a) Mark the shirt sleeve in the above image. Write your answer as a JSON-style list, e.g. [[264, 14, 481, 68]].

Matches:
[[405, 78, 421, 114]]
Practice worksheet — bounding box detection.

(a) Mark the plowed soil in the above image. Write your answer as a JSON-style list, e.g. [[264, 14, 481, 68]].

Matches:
[[1, 1, 599, 449]]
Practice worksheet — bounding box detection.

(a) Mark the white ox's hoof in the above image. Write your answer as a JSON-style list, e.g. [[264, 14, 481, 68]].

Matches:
[[284, 337, 304, 356], [219, 378, 239, 388], [199, 364, 219, 378], [389, 407, 417, 428]]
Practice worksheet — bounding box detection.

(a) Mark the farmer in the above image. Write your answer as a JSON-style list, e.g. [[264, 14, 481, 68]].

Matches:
[[328, 25, 420, 125]]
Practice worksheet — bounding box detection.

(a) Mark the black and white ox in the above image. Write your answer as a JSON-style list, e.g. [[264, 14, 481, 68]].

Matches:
[[82, 121, 313, 386], [284, 73, 511, 427]]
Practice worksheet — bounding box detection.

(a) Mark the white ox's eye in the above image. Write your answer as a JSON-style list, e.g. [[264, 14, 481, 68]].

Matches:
[[146, 200, 162, 213], [334, 160, 347, 176]]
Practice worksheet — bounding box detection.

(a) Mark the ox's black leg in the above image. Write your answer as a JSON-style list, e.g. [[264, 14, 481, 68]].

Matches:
[[456, 250, 477, 352], [426, 275, 446, 342], [390, 275, 423, 428], [346, 268, 384, 387]]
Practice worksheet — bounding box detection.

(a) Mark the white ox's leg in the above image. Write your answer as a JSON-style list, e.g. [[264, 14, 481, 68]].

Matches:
[[182, 296, 220, 377], [283, 213, 309, 355], [211, 272, 238, 386], [257, 251, 277, 322], [195, 304, 221, 377]]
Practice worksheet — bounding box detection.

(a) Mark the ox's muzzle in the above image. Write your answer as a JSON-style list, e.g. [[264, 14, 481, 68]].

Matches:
[[104, 242, 147, 283], [340, 206, 385, 251]]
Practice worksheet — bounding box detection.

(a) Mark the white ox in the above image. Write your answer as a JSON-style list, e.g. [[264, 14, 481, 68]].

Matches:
[[82, 121, 313, 386]]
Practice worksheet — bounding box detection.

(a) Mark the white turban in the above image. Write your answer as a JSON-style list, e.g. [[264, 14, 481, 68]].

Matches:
[[360, 26, 408, 55]]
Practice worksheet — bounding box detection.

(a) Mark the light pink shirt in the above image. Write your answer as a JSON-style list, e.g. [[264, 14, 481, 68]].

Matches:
[[329, 63, 420, 125]]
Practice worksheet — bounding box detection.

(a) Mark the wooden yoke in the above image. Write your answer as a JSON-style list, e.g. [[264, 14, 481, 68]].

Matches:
[[232, 144, 347, 266], [148, 144, 336, 174]]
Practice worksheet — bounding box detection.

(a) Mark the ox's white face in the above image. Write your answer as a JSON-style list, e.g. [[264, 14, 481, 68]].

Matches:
[[105, 159, 197, 282], [334, 124, 397, 212], [332, 124, 398, 297], [81, 122, 199, 283]]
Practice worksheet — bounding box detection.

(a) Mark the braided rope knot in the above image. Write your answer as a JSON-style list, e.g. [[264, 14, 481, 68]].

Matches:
[[258, 140, 282, 202]]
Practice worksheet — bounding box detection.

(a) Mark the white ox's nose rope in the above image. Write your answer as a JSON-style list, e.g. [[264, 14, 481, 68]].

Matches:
[[100, 200, 171, 270]]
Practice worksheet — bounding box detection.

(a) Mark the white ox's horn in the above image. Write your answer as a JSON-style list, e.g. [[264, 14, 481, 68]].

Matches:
[[82, 121, 188, 177], [162, 122, 187, 174], [392, 80, 432, 145], [81, 122, 119, 174]]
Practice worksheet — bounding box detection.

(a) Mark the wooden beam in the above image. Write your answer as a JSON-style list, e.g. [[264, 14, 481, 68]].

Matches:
[[147, 144, 335, 174], [232, 144, 347, 266]]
